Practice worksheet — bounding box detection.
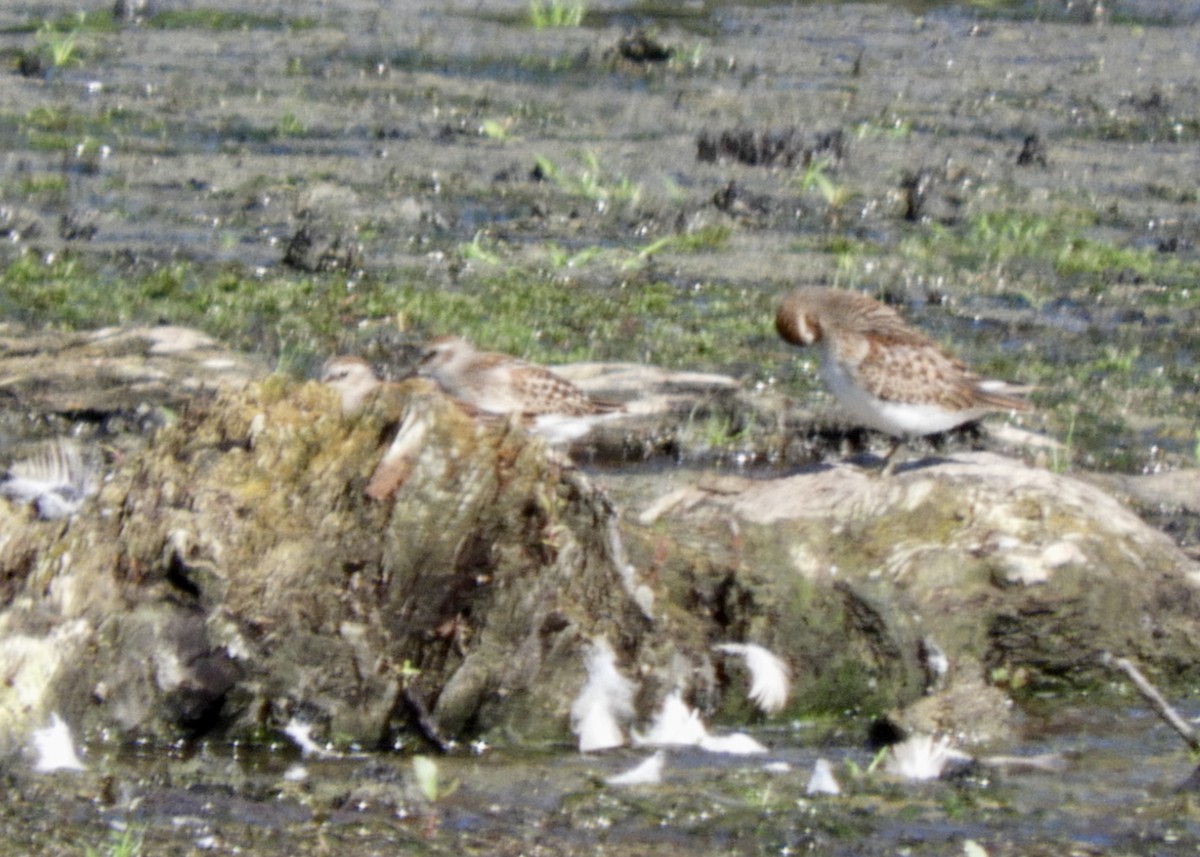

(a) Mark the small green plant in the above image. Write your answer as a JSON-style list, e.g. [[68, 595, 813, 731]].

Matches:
[[36, 14, 84, 68], [863, 745, 889, 775], [1049, 410, 1076, 474], [829, 239, 869, 289], [674, 42, 704, 69], [989, 664, 1030, 690], [622, 224, 731, 268], [276, 111, 306, 138], [678, 410, 749, 455], [412, 755, 459, 803], [479, 118, 514, 141], [534, 152, 641, 207], [797, 158, 848, 208], [19, 174, 69, 196], [83, 825, 144, 857], [969, 210, 1053, 258], [1093, 344, 1139, 375], [544, 242, 604, 268], [412, 755, 459, 838], [528, 0, 586, 29], [399, 659, 421, 682], [458, 230, 504, 266], [854, 116, 913, 140]]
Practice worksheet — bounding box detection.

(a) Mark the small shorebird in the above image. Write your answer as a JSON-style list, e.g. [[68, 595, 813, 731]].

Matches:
[[320, 355, 382, 417], [416, 336, 625, 443], [775, 287, 1030, 471], [319, 355, 431, 499]]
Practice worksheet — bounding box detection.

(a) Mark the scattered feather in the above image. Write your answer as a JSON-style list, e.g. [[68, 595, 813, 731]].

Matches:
[[606, 517, 654, 619], [283, 718, 336, 758], [977, 752, 1067, 773], [1, 439, 98, 520], [634, 690, 767, 754], [606, 751, 665, 786], [632, 690, 709, 747], [571, 638, 637, 753], [698, 732, 768, 755], [283, 764, 309, 782], [715, 643, 791, 714], [883, 734, 971, 781], [805, 758, 841, 795], [573, 703, 627, 754], [30, 713, 86, 773], [919, 637, 949, 691], [963, 840, 990, 857]]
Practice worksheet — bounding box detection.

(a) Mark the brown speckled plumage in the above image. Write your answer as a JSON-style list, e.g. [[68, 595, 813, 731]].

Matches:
[[776, 287, 1029, 439], [418, 336, 623, 418]]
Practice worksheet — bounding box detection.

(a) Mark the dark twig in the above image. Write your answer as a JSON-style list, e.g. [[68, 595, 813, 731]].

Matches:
[[1103, 652, 1200, 753], [401, 686, 455, 754]]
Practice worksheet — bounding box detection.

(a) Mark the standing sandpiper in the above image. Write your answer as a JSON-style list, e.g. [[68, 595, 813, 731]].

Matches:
[[417, 336, 625, 443], [775, 287, 1030, 470]]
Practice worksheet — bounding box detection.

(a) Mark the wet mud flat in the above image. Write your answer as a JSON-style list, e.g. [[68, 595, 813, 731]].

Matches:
[[1, 0, 1200, 855], [0, 0, 1198, 471]]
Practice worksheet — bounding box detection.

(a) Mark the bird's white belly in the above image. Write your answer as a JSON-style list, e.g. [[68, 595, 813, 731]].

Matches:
[[531, 411, 621, 444], [819, 355, 979, 437]]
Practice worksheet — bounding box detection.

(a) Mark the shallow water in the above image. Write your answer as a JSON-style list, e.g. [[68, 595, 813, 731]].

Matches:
[[10, 703, 1200, 856]]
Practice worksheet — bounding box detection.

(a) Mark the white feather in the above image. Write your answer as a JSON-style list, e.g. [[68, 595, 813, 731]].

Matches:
[[698, 732, 768, 755], [715, 643, 791, 714], [606, 751, 665, 786], [883, 734, 971, 781], [805, 758, 841, 795], [632, 690, 709, 747], [633, 690, 768, 755], [571, 638, 637, 753], [283, 718, 336, 758], [30, 713, 86, 773]]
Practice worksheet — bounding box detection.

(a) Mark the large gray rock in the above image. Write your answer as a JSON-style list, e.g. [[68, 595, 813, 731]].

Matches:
[[622, 453, 1200, 740], [0, 323, 270, 467]]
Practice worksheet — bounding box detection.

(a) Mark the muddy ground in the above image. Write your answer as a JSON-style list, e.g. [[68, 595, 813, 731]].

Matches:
[[1, 0, 1199, 471]]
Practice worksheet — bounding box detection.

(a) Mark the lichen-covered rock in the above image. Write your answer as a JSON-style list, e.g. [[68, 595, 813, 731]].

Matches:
[[625, 453, 1200, 741], [3, 326, 1198, 759], [0, 376, 693, 753], [0, 323, 270, 467], [0, 323, 266, 416]]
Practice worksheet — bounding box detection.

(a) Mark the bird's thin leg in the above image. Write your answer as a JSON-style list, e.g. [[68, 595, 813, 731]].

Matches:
[[879, 437, 905, 477]]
